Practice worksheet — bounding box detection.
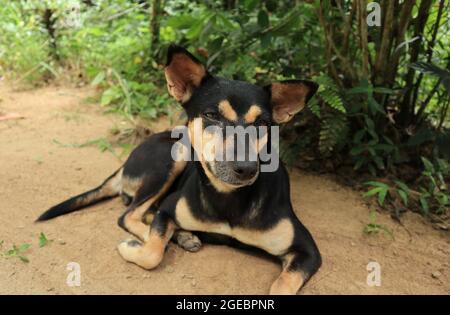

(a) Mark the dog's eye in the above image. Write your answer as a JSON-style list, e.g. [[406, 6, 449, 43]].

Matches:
[[203, 112, 220, 121]]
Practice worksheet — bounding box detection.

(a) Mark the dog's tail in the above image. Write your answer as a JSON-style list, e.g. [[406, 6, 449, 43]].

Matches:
[[36, 168, 123, 222]]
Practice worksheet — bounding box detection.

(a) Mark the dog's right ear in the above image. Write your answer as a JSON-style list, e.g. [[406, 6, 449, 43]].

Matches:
[[164, 44, 207, 103]]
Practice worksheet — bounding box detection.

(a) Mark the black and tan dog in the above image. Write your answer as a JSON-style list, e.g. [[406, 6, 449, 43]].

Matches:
[[37, 45, 321, 294]]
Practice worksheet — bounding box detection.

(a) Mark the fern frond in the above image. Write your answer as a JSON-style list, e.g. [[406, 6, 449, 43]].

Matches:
[[313, 74, 346, 114], [318, 113, 349, 156], [307, 96, 321, 118], [319, 88, 346, 114], [314, 74, 339, 91]]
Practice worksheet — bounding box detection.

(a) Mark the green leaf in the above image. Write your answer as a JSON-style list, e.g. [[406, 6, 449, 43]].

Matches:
[[364, 187, 383, 197], [270, 7, 301, 36], [373, 156, 385, 170], [436, 193, 448, 206], [350, 146, 365, 156], [216, 14, 237, 31], [373, 87, 394, 94], [243, 0, 259, 11], [421, 157, 435, 173], [374, 143, 394, 152], [409, 61, 449, 77], [364, 181, 389, 189], [260, 32, 271, 49], [101, 88, 121, 106], [320, 89, 346, 113], [378, 188, 388, 206], [397, 189, 408, 206], [19, 256, 29, 263], [6, 249, 16, 257], [347, 86, 368, 94], [18, 243, 31, 252], [354, 157, 366, 170], [257, 10, 269, 28], [394, 180, 409, 193], [353, 129, 366, 143], [368, 147, 376, 156], [186, 19, 205, 40], [409, 61, 450, 96], [364, 116, 375, 131], [407, 128, 435, 146], [419, 196, 429, 214], [39, 232, 49, 248], [368, 97, 386, 114], [91, 71, 105, 86], [166, 15, 197, 29], [307, 96, 321, 118]]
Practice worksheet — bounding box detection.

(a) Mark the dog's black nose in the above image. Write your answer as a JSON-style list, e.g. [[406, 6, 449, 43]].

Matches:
[[232, 161, 258, 179]]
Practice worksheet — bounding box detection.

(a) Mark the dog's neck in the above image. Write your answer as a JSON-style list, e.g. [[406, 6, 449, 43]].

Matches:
[[193, 161, 260, 222]]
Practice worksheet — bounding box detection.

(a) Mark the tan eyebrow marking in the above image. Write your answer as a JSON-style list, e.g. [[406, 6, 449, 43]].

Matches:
[[244, 105, 262, 123], [218, 100, 238, 122]]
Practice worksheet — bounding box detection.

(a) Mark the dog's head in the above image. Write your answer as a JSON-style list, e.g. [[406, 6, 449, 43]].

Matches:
[[165, 45, 317, 192]]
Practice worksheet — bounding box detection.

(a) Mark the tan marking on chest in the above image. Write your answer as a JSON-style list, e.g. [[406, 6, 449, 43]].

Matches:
[[175, 198, 294, 256]]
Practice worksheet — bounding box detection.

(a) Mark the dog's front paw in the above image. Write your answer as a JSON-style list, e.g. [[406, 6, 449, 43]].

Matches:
[[117, 239, 163, 270], [176, 231, 202, 252]]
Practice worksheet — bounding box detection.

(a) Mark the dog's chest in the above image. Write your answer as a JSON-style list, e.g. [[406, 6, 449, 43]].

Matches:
[[175, 197, 293, 256]]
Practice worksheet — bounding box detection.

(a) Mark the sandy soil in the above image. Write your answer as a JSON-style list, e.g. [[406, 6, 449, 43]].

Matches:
[[0, 83, 448, 295]]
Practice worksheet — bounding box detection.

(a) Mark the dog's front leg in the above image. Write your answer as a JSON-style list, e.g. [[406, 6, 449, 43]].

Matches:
[[269, 220, 321, 295]]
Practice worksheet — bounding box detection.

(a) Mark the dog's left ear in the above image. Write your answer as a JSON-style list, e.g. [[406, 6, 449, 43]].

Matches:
[[265, 80, 318, 124], [164, 44, 208, 103]]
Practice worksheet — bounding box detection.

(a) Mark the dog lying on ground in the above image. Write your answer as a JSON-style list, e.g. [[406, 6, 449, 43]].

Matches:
[[37, 45, 321, 294]]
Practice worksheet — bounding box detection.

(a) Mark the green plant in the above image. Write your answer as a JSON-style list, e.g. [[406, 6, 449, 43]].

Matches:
[[418, 157, 449, 215], [0, 241, 31, 263], [364, 181, 390, 206], [364, 180, 411, 207], [0, 1, 55, 85], [350, 123, 399, 176], [306, 74, 349, 157], [393, 180, 410, 207], [53, 137, 132, 162], [312, 74, 347, 115], [364, 158, 449, 217], [38, 232, 51, 248], [346, 80, 399, 175], [347, 79, 394, 116], [363, 211, 394, 239], [409, 62, 450, 97]]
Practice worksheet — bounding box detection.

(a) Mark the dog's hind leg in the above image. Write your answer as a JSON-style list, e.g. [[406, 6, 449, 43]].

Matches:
[[117, 193, 180, 269], [128, 202, 202, 253], [118, 160, 189, 242], [119, 196, 157, 242], [118, 210, 176, 270]]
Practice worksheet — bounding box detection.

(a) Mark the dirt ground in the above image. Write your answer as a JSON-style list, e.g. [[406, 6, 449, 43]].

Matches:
[[0, 83, 448, 295]]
